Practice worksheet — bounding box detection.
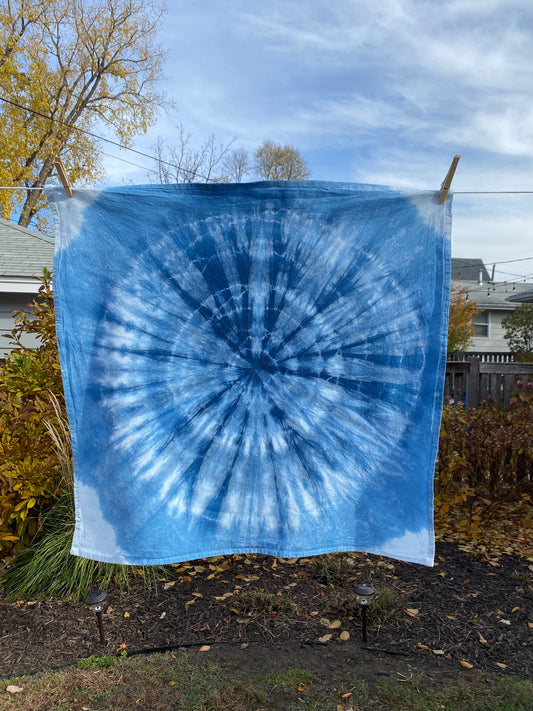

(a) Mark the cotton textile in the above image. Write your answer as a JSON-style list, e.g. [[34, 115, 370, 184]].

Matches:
[[47, 182, 451, 566]]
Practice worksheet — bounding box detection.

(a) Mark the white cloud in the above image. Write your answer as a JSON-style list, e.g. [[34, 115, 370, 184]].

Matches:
[[100, 0, 533, 271], [443, 102, 533, 158]]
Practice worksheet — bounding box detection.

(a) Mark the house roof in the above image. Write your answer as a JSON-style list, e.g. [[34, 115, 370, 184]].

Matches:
[[506, 290, 533, 304], [0, 217, 54, 292], [457, 280, 533, 311], [451, 258, 491, 283]]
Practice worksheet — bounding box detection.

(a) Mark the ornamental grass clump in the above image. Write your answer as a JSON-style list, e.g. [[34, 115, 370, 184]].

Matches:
[[1, 380, 161, 600], [0, 272, 162, 599]]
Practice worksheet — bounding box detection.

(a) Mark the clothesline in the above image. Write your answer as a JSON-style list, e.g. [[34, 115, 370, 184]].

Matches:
[[454, 191, 533, 194], [0, 186, 532, 194]]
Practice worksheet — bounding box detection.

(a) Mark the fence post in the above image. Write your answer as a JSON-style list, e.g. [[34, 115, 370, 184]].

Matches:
[[466, 357, 480, 409]]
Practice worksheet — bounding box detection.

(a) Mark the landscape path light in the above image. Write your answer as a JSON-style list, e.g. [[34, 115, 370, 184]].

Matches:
[[355, 583, 375, 642], [84, 589, 108, 644]]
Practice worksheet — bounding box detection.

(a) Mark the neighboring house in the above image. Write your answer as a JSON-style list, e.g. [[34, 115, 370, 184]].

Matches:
[[452, 257, 491, 284], [0, 217, 54, 357], [452, 258, 533, 353], [507, 290, 533, 304]]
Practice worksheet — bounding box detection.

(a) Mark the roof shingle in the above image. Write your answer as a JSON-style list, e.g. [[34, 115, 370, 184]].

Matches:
[[0, 217, 54, 277]]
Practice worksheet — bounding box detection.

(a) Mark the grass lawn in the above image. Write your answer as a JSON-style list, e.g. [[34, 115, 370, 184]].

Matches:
[[1, 650, 533, 711]]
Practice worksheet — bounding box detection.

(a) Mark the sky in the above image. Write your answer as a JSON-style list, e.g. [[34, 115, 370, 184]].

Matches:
[[102, 0, 533, 283]]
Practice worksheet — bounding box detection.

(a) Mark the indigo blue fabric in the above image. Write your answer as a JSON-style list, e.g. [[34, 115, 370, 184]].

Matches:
[[47, 182, 451, 566]]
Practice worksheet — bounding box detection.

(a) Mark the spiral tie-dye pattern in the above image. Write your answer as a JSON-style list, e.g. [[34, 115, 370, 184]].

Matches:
[[48, 183, 451, 566]]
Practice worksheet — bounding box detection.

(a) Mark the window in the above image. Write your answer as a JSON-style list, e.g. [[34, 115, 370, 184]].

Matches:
[[473, 310, 489, 338]]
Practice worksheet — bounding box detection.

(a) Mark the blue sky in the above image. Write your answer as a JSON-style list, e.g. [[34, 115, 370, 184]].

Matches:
[[102, 0, 533, 281]]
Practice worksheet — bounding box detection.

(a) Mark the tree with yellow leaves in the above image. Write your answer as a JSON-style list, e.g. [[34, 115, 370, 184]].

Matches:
[[253, 140, 311, 181], [447, 282, 482, 353], [0, 0, 167, 228]]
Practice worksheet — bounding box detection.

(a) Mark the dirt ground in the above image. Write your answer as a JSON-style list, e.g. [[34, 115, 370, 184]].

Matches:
[[1, 541, 532, 684]]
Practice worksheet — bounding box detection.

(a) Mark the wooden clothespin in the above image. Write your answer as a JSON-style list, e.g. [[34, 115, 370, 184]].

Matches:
[[438, 154, 461, 204], [54, 155, 73, 197]]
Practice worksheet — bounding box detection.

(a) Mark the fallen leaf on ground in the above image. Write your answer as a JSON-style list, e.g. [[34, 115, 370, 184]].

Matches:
[[318, 634, 332, 643], [163, 581, 176, 590], [199, 645, 210, 652], [6, 685, 23, 694], [123, 611, 130, 618], [478, 633, 487, 644], [417, 643, 432, 651], [460, 660, 474, 669], [495, 662, 508, 669], [297, 683, 307, 691], [339, 631, 350, 641], [499, 619, 511, 625], [329, 619, 342, 629], [404, 608, 419, 617], [214, 591, 233, 601], [433, 649, 445, 655], [240, 643, 248, 649]]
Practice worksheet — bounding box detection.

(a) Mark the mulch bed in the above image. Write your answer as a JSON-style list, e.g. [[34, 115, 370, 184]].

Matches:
[[1, 541, 532, 682]]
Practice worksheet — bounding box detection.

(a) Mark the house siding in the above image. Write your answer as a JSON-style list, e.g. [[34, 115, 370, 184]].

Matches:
[[0, 293, 43, 357], [469, 309, 514, 352], [451, 270, 533, 354], [0, 218, 54, 357]]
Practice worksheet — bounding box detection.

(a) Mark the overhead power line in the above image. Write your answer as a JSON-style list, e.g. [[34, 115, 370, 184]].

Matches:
[[0, 95, 216, 182], [2, 95, 533, 192]]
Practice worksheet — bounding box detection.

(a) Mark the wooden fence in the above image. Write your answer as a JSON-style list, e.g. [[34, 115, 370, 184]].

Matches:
[[445, 357, 533, 408]]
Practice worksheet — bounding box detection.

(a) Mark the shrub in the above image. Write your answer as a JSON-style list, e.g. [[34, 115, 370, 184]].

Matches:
[[0, 271, 66, 559], [435, 383, 533, 531], [0, 369, 164, 600]]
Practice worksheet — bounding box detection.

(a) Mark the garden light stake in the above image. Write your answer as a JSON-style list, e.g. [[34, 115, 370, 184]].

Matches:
[[355, 583, 375, 642], [84, 589, 107, 644]]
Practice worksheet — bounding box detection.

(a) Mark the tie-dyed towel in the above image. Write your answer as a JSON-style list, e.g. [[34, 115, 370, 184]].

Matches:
[[47, 182, 451, 566]]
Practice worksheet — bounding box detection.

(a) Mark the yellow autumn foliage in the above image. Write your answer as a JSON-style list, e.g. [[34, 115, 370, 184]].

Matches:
[[447, 282, 482, 353], [0, 0, 167, 228]]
